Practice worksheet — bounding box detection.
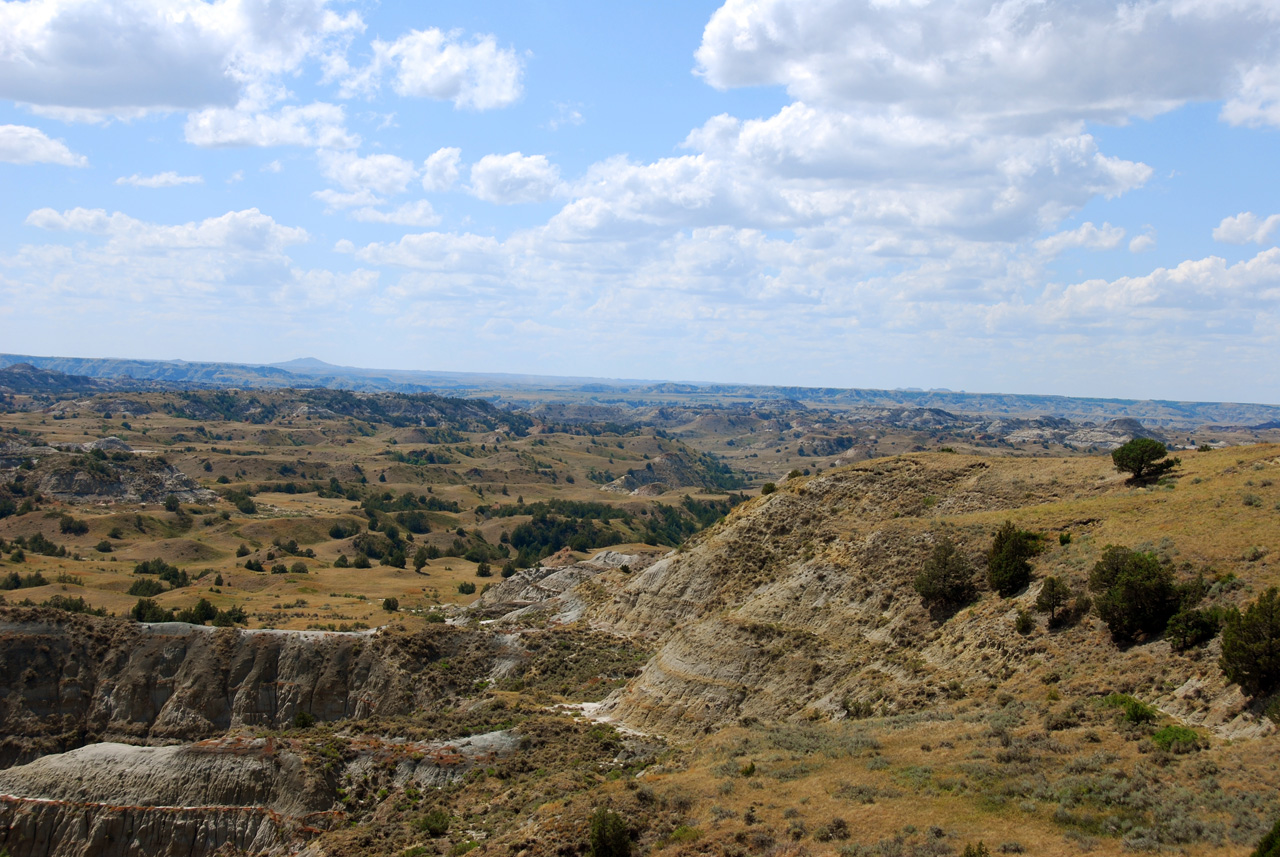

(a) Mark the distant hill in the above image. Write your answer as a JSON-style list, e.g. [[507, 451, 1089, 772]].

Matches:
[[2, 352, 1278, 428], [0, 362, 129, 394]]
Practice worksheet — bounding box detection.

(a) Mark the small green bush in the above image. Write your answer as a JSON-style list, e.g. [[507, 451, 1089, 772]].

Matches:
[[417, 809, 450, 837], [1166, 607, 1225, 651], [293, 711, 315, 729], [1103, 693, 1157, 725], [589, 807, 630, 857], [1150, 724, 1200, 753], [1034, 576, 1073, 623], [457, 581, 476, 595], [131, 597, 174, 623], [59, 515, 88, 535], [127, 578, 164, 597], [760, 483, 777, 495]]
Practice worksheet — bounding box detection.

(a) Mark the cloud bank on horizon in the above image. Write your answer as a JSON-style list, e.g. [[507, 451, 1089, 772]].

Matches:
[[1, 0, 1278, 402]]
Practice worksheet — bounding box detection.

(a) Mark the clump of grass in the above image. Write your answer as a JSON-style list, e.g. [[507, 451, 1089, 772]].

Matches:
[[660, 825, 701, 846], [1102, 693, 1158, 725]]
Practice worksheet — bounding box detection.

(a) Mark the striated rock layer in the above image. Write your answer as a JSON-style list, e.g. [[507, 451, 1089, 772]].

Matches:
[[0, 609, 504, 768], [0, 731, 521, 857], [0, 739, 328, 857]]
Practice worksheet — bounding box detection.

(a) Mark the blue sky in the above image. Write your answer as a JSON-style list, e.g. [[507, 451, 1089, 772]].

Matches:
[[1, 0, 1278, 403]]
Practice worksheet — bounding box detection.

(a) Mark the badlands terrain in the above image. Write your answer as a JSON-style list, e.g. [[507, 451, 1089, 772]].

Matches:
[[0, 366, 1278, 856]]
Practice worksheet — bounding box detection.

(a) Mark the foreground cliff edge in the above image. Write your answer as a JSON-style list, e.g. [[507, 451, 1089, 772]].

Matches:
[[1, 446, 1278, 856]]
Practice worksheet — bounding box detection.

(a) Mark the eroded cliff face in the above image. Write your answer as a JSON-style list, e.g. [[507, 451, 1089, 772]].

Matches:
[[0, 609, 525, 857], [0, 739, 324, 857], [0, 731, 521, 857], [0, 609, 504, 767]]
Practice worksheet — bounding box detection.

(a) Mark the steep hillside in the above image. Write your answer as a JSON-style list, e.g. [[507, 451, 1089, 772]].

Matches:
[[601, 450, 744, 495], [591, 449, 1279, 738]]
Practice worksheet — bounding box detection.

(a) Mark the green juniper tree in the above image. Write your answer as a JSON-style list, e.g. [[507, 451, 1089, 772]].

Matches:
[[1112, 437, 1180, 482]]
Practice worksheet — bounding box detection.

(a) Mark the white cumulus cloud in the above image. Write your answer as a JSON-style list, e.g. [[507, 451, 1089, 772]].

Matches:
[[312, 188, 383, 211], [351, 200, 440, 227], [339, 28, 522, 110], [0, 124, 87, 166], [422, 147, 462, 192], [319, 151, 417, 195], [1221, 63, 1280, 129], [1043, 248, 1280, 321], [1213, 212, 1280, 245], [1129, 230, 1157, 253], [184, 102, 359, 148], [695, 0, 1280, 130], [0, 0, 362, 118], [25, 206, 308, 253], [115, 171, 204, 188], [354, 231, 504, 273], [469, 153, 560, 204], [1034, 222, 1125, 258]]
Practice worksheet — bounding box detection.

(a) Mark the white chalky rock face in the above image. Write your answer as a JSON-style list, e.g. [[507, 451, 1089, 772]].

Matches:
[[0, 740, 314, 857], [0, 730, 524, 857]]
